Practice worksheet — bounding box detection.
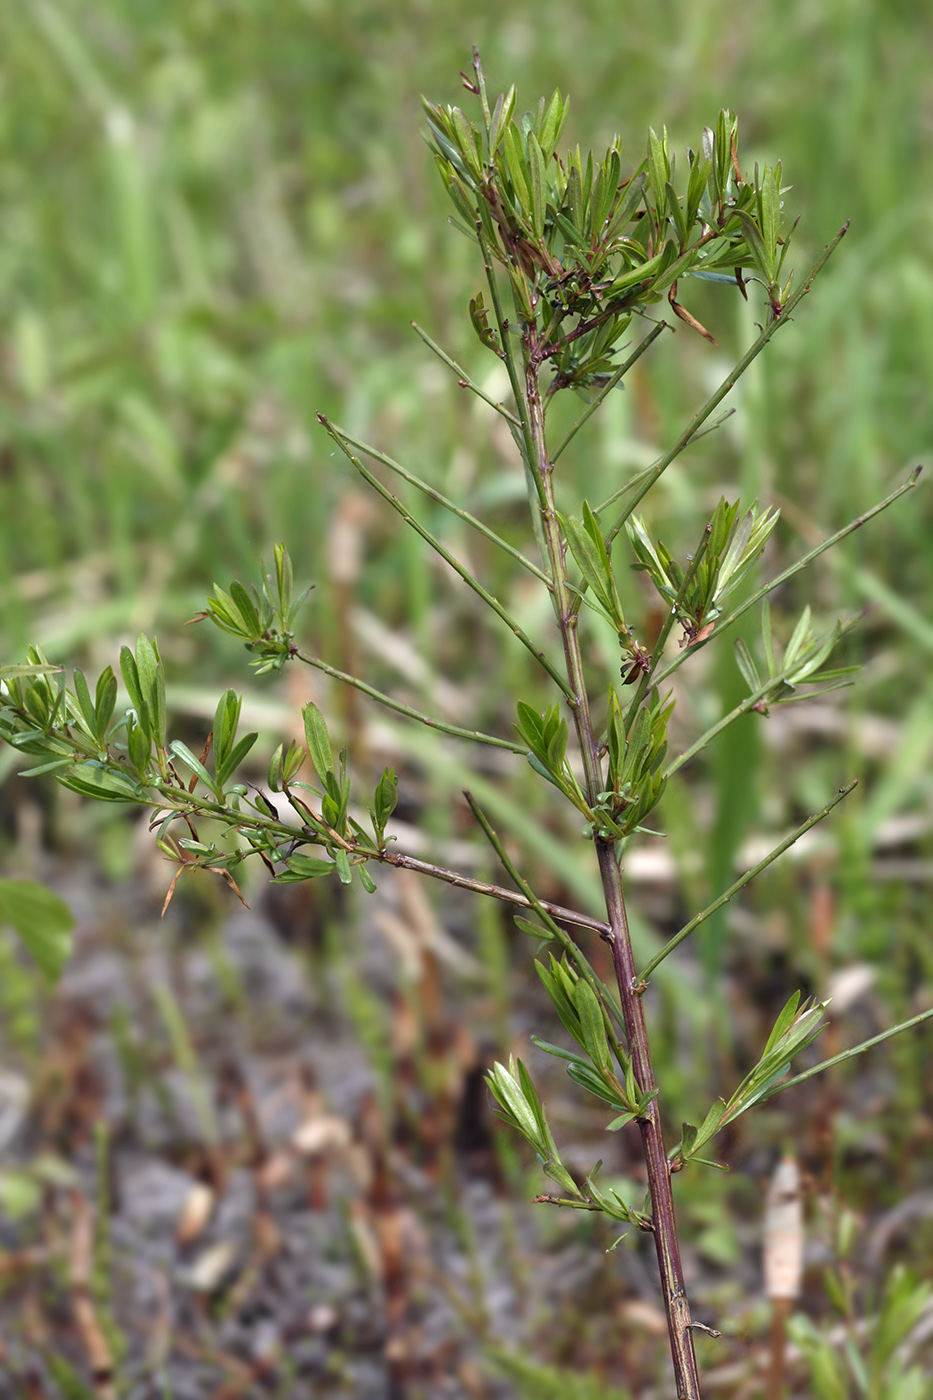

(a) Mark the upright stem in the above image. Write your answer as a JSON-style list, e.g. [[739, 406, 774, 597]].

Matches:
[[523, 335, 702, 1399]]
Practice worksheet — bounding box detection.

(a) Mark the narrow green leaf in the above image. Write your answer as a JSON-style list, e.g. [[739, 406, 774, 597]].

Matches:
[[59, 762, 144, 803], [94, 667, 117, 738], [72, 670, 97, 734], [573, 978, 611, 1073], [734, 209, 775, 284], [527, 131, 546, 239], [119, 646, 145, 729], [215, 732, 258, 787], [169, 740, 214, 791], [334, 847, 353, 885], [537, 88, 567, 159], [502, 122, 531, 215], [357, 865, 377, 894], [229, 581, 261, 638], [646, 127, 669, 210], [276, 853, 338, 882], [688, 1098, 728, 1156], [302, 702, 334, 782]]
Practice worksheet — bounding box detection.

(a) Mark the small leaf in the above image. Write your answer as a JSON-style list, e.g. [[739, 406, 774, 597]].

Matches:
[[169, 740, 214, 791], [502, 123, 531, 215], [59, 762, 144, 804], [334, 847, 353, 886], [302, 703, 334, 782], [119, 646, 146, 732], [229, 581, 261, 638], [277, 853, 338, 881], [573, 978, 611, 1074], [72, 670, 97, 734], [537, 88, 567, 159], [94, 667, 117, 738]]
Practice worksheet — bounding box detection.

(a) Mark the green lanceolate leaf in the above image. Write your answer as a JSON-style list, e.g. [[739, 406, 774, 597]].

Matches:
[[275, 853, 338, 882], [561, 501, 624, 627], [119, 645, 147, 737], [72, 669, 97, 735], [169, 740, 214, 792], [59, 761, 145, 804], [134, 634, 166, 751], [572, 977, 611, 1074], [229, 580, 262, 638], [94, 667, 117, 740], [302, 702, 334, 783]]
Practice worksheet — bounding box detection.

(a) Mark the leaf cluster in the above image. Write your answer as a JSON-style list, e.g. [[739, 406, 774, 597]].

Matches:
[[602, 686, 674, 839], [193, 543, 310, 674], [627, 498, 780, 645], [424, 84, 796, 395], [671, 992, 828, 1170], [485, 1053, 651, 1234], [0, 602, 399, 907], [735, 601, 859, 714]]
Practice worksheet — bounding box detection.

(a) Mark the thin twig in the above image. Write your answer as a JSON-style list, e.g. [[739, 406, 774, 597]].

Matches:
[[604, 222, 851, 546], [294, 648, 525, 751], [324, 419, 551, 584], [638, 781, 857, 980], [410, 320, 522, 427], [319, 414, 571, 696]]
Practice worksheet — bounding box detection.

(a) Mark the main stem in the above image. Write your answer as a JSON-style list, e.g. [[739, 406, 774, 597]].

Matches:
[[524, 343, 702, 1399]]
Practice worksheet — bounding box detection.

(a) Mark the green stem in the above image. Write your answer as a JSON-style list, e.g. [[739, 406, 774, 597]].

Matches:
[[520, 323, 702, 1398], [294, 648, 525, 751], [409, 320, 522, 428], [663, 615, 861, 781], [324, 419, 550, 584], [462, 790, 624, 1033], [318, 414, 571, 696], [639, 781, 857, 980], [604, 222, 851, 545], [550, 321, 667, 462]]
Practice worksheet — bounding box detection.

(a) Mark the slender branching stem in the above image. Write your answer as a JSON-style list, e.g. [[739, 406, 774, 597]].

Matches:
[[319, 414, 570, 695], [522, 331, 702, 1398], [604, 223, 851, 548], [410, 320, 522, 428], [325, 419, 550, 584], [638, 780, 857, 980], [382, 845, 610, 937], [294, 648, 527, 751]]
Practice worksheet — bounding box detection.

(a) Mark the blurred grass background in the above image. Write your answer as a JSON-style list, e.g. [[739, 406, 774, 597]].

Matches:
[[0, 0, 932, 1388]]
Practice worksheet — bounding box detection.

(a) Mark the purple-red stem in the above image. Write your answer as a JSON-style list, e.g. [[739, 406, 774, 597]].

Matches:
[[524, 344, 702, 1398]]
